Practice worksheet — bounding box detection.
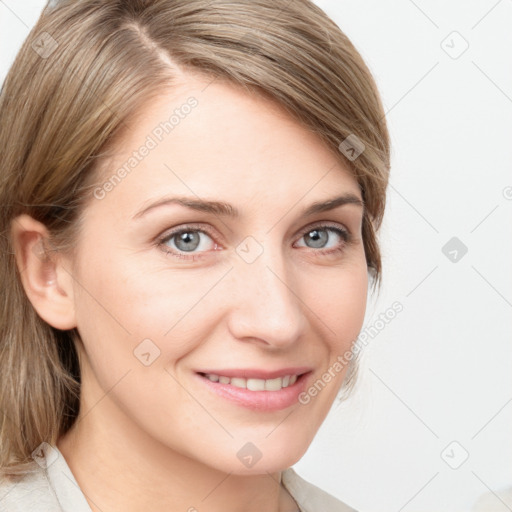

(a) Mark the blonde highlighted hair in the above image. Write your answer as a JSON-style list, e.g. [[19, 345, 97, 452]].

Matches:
[[0, 0, 390, 480]]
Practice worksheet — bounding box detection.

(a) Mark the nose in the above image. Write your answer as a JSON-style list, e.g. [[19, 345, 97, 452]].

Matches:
[[225, 240, 306, 349]]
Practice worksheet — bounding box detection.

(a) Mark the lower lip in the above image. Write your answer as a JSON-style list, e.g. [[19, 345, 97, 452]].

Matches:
[[195, 372, 312, 412]]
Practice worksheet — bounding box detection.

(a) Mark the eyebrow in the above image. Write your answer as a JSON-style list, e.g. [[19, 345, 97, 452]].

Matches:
[[132, 193, 364, 220]]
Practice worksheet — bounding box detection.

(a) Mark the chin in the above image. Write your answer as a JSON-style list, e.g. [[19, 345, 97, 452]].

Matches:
[[210, 434, 312, 476]]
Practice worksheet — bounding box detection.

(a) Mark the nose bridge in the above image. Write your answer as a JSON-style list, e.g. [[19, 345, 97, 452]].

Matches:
[[227, 234, 304, 344]]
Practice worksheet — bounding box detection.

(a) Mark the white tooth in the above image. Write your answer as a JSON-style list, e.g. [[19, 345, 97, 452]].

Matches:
[[230, 377, 247, 389], [208, 373, 297, 391], [247, 378, 266, 391], [264, 377, 283, 391]]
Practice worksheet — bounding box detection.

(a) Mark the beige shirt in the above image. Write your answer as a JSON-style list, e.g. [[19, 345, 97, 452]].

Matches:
[[0, 446, 357, 512]]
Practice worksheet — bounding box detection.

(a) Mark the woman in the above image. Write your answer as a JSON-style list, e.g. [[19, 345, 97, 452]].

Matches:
[[0, 0, 390, 510]]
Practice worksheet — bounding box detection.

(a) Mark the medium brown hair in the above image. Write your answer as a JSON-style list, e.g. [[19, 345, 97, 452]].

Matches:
[[0, 0, 390, 480]]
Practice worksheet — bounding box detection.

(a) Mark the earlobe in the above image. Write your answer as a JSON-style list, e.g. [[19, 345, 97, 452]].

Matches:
[[10, 214, 77, 330]]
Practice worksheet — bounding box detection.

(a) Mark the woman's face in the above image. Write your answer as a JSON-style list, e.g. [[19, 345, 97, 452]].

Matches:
[[66, 73, 368, 474]]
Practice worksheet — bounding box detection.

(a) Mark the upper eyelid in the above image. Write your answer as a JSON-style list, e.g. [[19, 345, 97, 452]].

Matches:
[[159, 223, 217, 242]]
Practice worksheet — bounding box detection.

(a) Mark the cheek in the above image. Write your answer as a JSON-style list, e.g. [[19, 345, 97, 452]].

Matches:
[[71, 245, 227, 371], [311, 260, 368, 350], [70, 256, 208, 426]]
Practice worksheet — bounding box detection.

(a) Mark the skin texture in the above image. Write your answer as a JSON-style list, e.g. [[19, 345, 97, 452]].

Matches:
[[12, 73, 368, 512]]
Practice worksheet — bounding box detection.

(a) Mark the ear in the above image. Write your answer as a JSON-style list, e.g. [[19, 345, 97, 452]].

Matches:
[[10, 214, 77, 330]]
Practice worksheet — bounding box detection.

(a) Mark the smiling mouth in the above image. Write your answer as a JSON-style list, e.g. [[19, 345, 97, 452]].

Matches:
[[197, 372, 306, 391]]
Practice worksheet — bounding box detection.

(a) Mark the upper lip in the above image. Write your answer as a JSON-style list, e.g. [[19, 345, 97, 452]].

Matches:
[[196, 367, 313, 380]]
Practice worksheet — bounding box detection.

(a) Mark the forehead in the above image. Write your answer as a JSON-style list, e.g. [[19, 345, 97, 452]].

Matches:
[[90, 73, 361, 220]]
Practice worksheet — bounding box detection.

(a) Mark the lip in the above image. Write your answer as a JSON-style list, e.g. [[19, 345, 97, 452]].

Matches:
[[194, 369, 313, 412], [194, 367, 313, 380]]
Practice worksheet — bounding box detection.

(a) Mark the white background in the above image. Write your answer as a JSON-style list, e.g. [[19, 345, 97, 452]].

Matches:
[[1, 1, 511, 511]]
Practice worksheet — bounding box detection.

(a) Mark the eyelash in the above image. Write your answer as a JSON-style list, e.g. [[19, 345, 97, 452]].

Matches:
[[156, 223, 353, 262]]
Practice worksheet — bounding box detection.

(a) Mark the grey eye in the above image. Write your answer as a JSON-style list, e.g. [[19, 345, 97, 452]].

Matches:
[[162, 228, 216, 255], [303, 228, 329, 249], [297, 226, 347, 251], [174, 231, 201, 252]]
